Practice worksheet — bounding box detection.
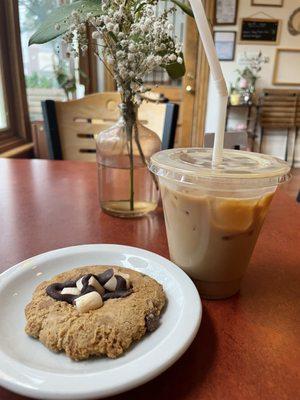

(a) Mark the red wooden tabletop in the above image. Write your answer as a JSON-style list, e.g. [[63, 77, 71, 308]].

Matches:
[[0, 159, 299, 400]]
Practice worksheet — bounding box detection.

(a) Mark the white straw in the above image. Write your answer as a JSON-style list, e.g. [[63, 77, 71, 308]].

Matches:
[[189, 0, 228, 167]]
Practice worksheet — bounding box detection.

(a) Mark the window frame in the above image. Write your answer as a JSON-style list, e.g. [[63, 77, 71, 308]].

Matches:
[[0, 0, 31, 153]]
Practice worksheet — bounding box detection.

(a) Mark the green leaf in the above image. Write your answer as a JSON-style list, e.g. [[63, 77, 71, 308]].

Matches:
[[29, 0, 102, 46], [163, 53, 186, 79], [134, 1, 147, 15], [108, 31, 118, 42], [163, 0, 194, 18]]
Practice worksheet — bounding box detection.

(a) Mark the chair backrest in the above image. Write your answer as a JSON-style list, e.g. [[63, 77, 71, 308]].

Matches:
[[259, 89, 297, 129], [42, 92, 178, 161], [296, 94, 300, 128], [204, 131, 248, 150]]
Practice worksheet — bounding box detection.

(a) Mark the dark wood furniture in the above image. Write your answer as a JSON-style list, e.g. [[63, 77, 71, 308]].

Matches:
[[0, 159, 299, 400], [0, 1, 31, 154], [42, 93, 179, 161], [258, 89, 299, 161], [31, 121, 49, 159], [295, 93, 300, 163]]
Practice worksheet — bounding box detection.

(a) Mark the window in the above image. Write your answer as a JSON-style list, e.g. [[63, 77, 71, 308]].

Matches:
[[0, 0, 31, 153], [0, 63, 8, 131], [144, 1, 185, 87], [19, 0, 77, 121]]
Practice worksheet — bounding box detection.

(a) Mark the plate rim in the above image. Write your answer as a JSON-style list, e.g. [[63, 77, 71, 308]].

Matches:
[[0, 244, 202, 399]]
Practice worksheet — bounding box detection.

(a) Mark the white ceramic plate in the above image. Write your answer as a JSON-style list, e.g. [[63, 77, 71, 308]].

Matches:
[[0, 244, 201, 400]]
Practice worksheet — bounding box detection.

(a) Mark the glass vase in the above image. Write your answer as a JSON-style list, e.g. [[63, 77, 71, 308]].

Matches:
[[96, 103, 161, 218]]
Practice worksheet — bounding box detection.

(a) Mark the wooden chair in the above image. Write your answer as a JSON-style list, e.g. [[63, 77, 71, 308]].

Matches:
[[42, 92, 178, 161], [258, 89, 297, 160], [294, 93, 300, 164], [204, 131, 248, 150], [296, 93, 300, 129]]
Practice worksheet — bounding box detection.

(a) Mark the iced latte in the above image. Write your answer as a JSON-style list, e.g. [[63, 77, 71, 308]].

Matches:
[[150, 148, 290, 299]]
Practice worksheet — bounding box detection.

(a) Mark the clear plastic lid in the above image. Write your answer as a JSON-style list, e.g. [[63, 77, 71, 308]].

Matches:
[[149, 148, 291, 187]]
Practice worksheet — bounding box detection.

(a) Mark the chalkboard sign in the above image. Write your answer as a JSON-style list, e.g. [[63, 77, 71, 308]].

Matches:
[[239, 18, 281, 44]]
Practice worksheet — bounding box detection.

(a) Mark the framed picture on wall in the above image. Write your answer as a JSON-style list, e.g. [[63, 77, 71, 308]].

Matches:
[[251, 0, 283, 6], [214, 31, 236, 61], [214, 0, 239, 25], [238, 18, 281, 45], [288, 7, 300, 35], [273, 48, 300, 85]]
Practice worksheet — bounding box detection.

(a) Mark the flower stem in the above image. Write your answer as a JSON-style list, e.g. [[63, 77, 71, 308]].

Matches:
[[128, 126, 134, 211], [123, 101, 135, 211]]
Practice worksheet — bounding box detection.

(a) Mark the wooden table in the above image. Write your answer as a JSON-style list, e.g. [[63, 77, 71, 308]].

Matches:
[[0, 159, 299, 400]]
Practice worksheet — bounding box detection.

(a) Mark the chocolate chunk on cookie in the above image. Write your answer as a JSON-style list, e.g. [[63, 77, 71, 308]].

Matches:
[[145, 313, 160, 332]]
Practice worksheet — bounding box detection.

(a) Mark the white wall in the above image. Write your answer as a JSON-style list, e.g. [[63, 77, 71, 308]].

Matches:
[[205, 0, 300, 165]]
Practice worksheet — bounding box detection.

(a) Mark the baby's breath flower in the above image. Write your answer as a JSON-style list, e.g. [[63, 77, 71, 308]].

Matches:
[[146, 7, 154, 17], [116, 50, 125, 58], [106, 22, 114, 31], [128, 43, 137, 52], [60, 0, 182, 104], [103, 15, 111, 24], [95, 17, 102, 25], [92, 31, 101, 40]]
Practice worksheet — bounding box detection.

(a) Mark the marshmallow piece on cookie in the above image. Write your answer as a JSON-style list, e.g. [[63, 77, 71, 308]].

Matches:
[[88, 276, 105, 295], [117, 272, 131, 289], [76, 275, 105, 295], [61, 287, 81, 296], [104, 275, 118, 291], [113, 268, 131, 289], [74, 291, 103, 313], [76, 277, 84, 292]]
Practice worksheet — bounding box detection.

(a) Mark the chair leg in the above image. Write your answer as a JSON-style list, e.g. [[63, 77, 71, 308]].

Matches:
[[285, 128, 289, 162], [291, 127, 298, 167], [259, 128, 264, 153]]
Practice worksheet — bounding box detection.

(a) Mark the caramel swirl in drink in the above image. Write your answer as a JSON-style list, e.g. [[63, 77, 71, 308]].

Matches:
[[150, 148, 291, 299]]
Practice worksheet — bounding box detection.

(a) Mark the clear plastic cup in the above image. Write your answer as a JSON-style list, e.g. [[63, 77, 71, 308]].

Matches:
[[149, 148, 291, 299]]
